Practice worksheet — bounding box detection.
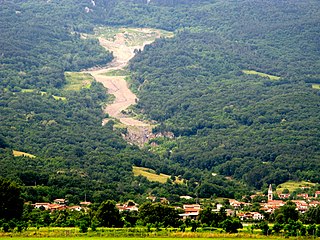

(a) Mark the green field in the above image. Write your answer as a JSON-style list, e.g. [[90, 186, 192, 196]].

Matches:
[[133, 166, 183, 184], [276, 180, 315, 193], [0, 229, 288, 240], [242, 70, 281, 80], [102, 69, 129, 76], [312, 83, 320, 89], [0, 238, 287, 240], [64, 72, 94, 91]]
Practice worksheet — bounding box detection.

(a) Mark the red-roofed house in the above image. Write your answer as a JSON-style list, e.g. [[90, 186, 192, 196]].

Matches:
[[179, 204, 201, 220]]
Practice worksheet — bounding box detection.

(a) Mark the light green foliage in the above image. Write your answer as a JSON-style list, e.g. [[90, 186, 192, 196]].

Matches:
[[276, 181, 315, 194], [102, 69, 129, 77], [64, 72, 95, 91], [312, 84, 320, 89], [242, 70, 281, 80]]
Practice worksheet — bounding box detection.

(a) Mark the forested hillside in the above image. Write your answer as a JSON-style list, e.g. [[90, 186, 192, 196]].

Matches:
[[0, 0, 212, 203], [124, 0, 320, 188], [0, 0, 319, 205]]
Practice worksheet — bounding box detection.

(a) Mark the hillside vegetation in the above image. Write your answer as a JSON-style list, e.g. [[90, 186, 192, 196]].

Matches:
[[0, 0, 319, 204], [125, 0, 320, 188]]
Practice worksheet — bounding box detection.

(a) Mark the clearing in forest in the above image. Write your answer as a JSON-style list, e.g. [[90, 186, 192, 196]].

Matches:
[[21, 89, 66, 101], [242, 70, 281, 80], [12, 150, 36, 158], [312, 83, 320, 89], [133, 166, 183, 184], [64, 72, 94, 91], [276, 180, 315, 193]]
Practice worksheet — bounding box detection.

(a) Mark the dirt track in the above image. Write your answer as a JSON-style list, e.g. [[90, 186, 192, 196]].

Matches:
[[85, 28, 164, 145]]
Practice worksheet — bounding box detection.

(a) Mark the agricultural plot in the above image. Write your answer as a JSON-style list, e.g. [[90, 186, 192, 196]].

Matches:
[[133, 166, 183, 184], [12, 150, 36, 158], [64, 72, 94, 91], [242, 70, 281, 80]]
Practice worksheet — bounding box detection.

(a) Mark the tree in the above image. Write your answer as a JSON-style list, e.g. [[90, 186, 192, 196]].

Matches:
[[138, 202, 180, 227], [303, 206, 320, 224], [0, 178, 23, 220], [96, 200, 123, 227], [220, 218, 243, 233], [198, 206, 214, 225], [273, 201, 299, 224], [259, 221, 270, 235]]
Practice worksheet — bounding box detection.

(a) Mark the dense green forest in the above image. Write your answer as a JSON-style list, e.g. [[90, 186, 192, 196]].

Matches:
[[0, 0, 319, 206], [125, 0, 320, 188]]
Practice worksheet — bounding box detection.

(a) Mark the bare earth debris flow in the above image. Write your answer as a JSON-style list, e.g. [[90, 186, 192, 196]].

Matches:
[[85, 28, 173, 146]]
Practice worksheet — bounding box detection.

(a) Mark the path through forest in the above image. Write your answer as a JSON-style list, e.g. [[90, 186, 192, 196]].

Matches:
[[85, 28, 170, 146]]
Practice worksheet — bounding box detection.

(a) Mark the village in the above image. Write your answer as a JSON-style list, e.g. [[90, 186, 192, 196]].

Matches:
[[31, 185, 320, 223]]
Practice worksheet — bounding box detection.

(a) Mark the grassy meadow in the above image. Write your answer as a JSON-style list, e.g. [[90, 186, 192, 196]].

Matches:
[[0, 227, 291, 240], [133, 166, 183, 184], [102, 69, 129, 77], [64, 72, 94, 91], [242, 70, 281, 80], [276, 180, 315, 193], [0, 237, 289, 240], [312, 83, 320, 89], [12, 150, 36, 158]]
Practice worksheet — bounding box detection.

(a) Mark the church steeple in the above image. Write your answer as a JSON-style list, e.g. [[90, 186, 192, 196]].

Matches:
[[268, 184, 273, 201]]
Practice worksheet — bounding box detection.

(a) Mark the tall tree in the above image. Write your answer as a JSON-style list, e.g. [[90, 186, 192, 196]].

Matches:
[[0, 178, 23, 220], [96, 200, 123, 227]]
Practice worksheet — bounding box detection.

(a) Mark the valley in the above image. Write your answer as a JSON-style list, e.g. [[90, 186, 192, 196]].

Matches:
[[84, 27, 173, 145]]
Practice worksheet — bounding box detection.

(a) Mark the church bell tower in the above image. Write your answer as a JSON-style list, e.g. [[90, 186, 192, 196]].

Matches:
[[268, 184, 273, 201]]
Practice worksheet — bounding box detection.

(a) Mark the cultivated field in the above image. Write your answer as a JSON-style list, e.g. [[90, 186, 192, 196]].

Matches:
[[64, 72, 94, 91], [133, 166, 183, 184], [242, 70, 281, 80]]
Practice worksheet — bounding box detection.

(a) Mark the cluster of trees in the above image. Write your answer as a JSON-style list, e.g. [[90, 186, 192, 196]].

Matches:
[[256, 202, 320, 237], [0, 1, 113, 90]]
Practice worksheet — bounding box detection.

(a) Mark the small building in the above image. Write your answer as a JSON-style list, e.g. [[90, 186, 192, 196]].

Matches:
[[278, 193, 290, 199], [179, 204, 201, 220], [238, 212, 264, 221], [33, 203, 50, 210], [48, 204, 66, 211], [297, 193, 309, 199], [54, 199, 67, 205], [68, 206, 82, 211], [116, 201, 139, 212], [309, 201, 320, 207], [80, 201, 91, 206]]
